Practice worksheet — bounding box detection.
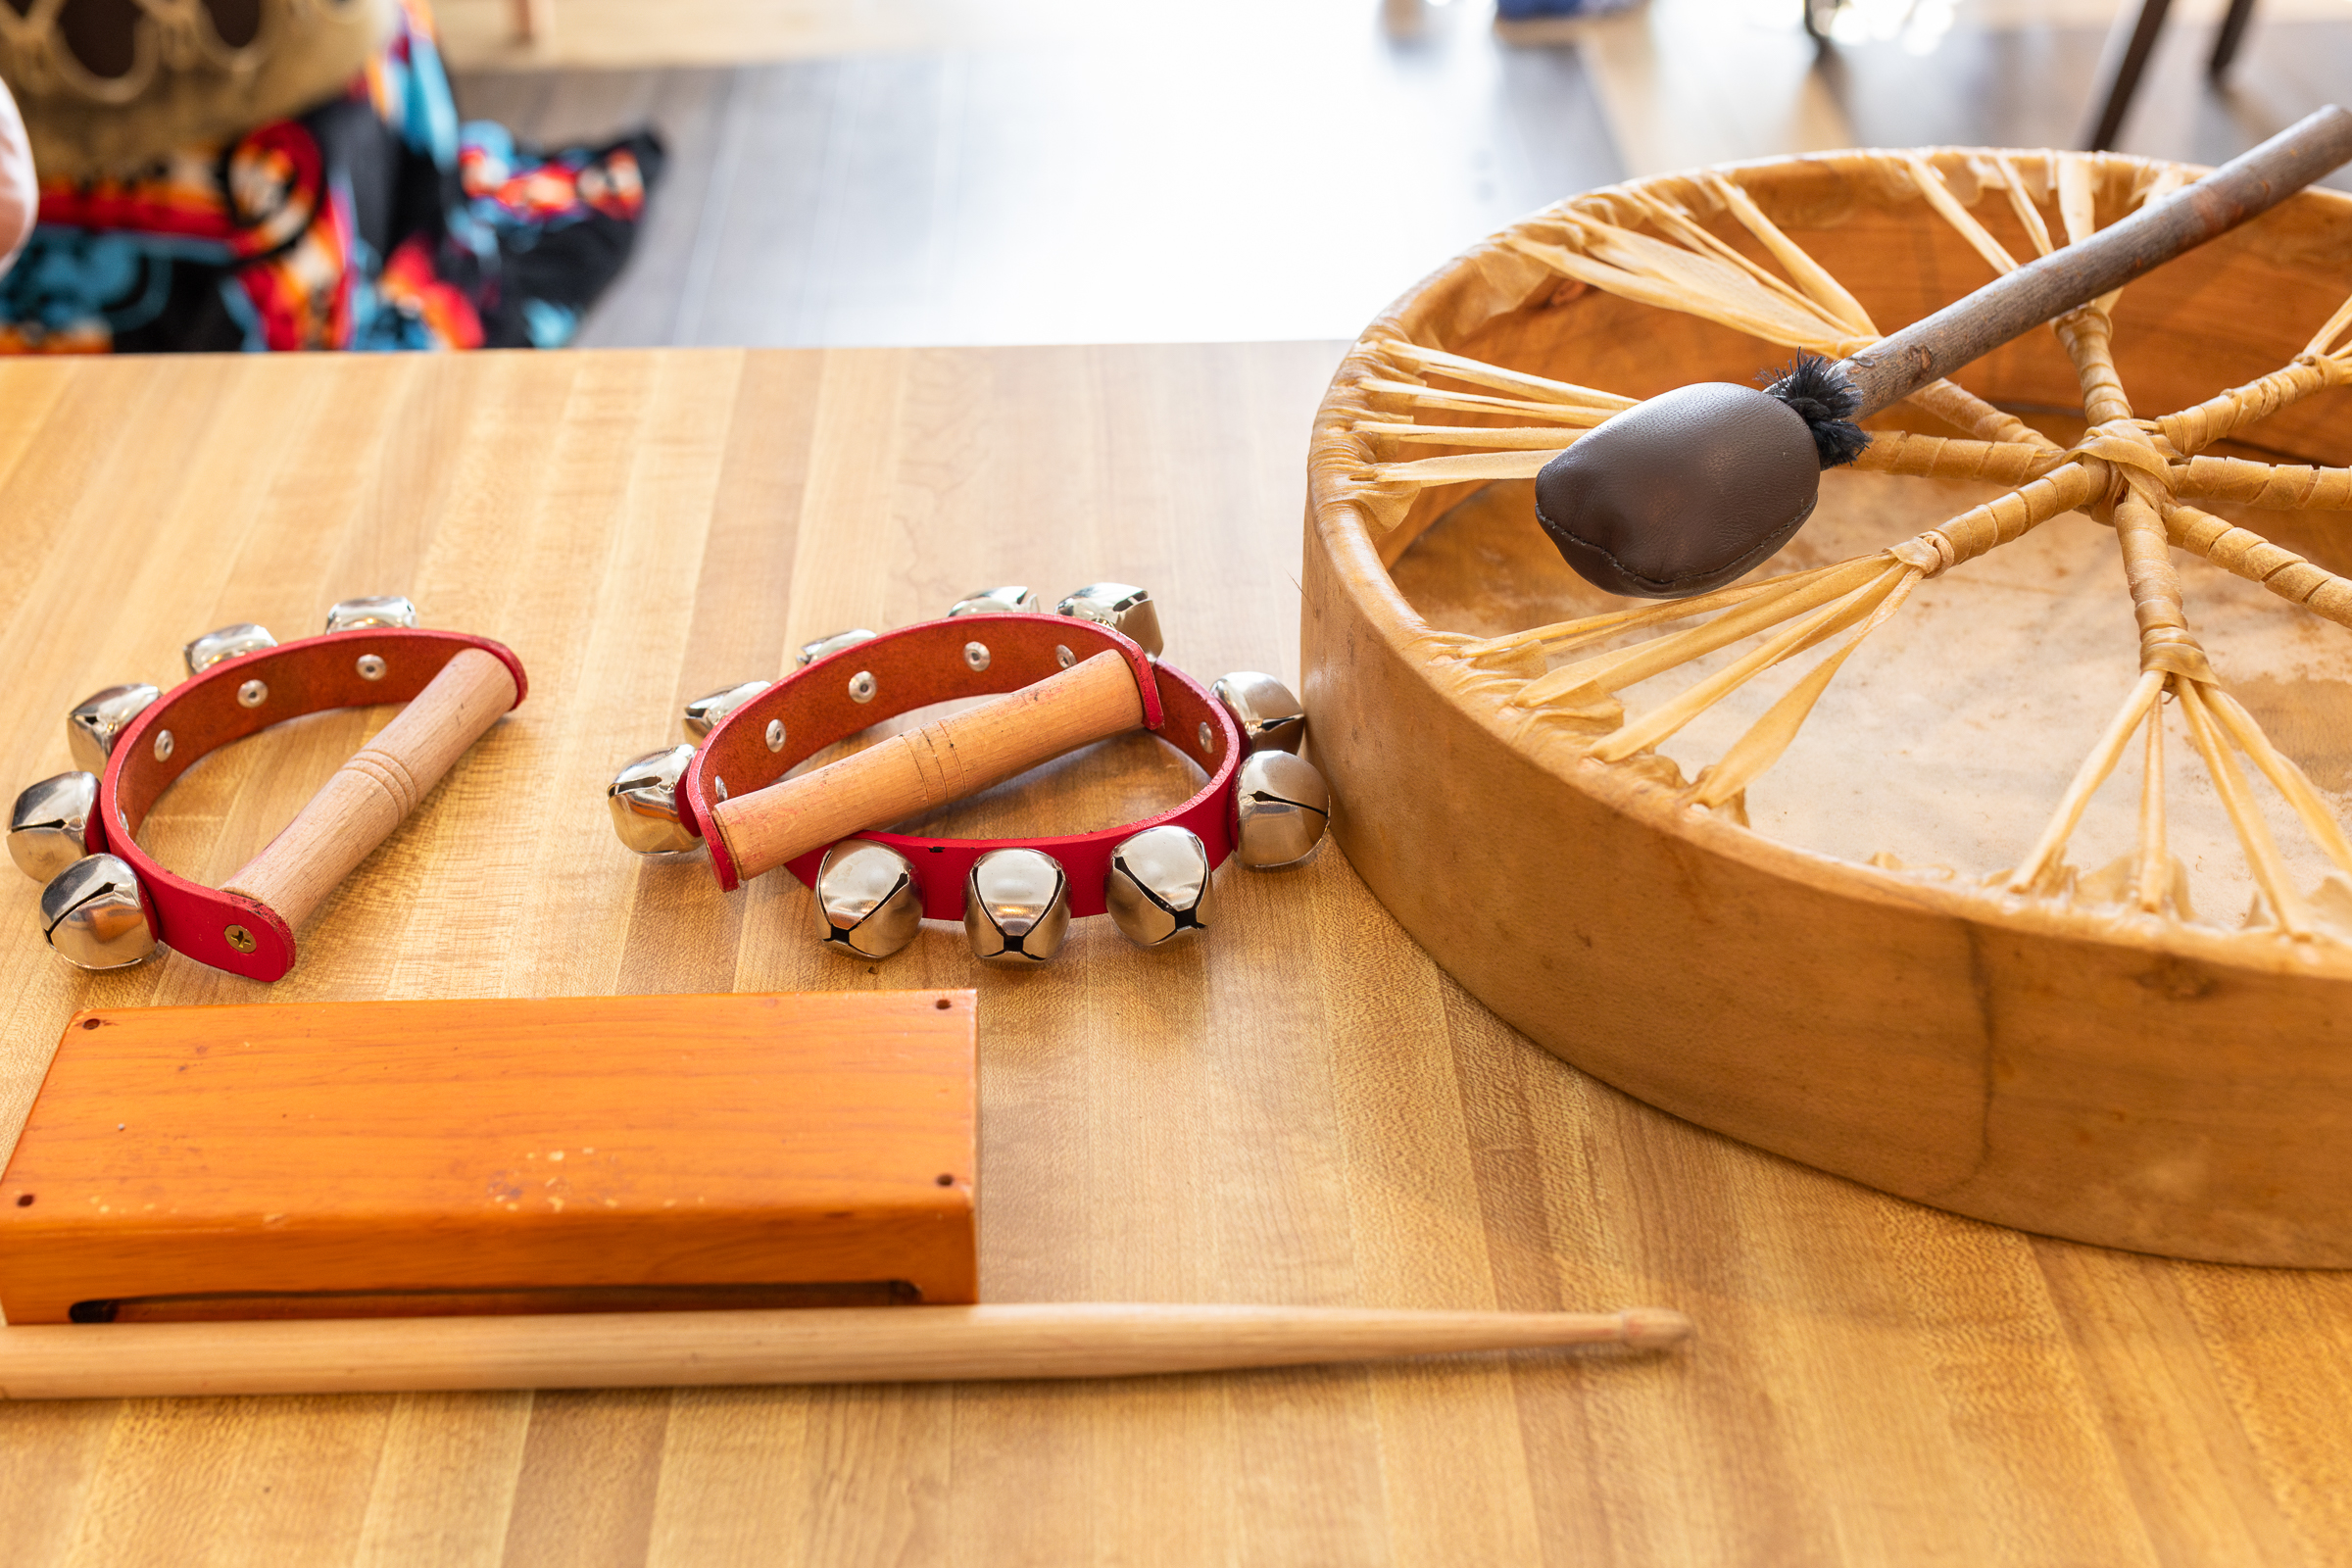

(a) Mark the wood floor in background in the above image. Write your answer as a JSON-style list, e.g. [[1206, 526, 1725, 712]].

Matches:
[[435, 0, 1102, 68], [453, 29, 1624, 348], [454, 12, 2352, 349]]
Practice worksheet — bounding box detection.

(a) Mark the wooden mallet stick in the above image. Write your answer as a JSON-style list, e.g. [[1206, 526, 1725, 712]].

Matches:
[[0, 1303, 1691, 1399], [222, 648, 519, 930], [1537, 105, 2352, 599], [710, 650, 1148, 883]]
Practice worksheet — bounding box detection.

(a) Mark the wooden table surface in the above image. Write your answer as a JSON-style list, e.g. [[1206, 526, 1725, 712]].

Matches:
[[4, 345, 2352, 1567]]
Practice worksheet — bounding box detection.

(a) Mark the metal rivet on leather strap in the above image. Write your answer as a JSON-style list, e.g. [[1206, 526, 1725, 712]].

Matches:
[[964, 641, 990, 672], [849, 671, 877, 704], [713, 776, 729, 801], [1054, 645, 1075, 669], [357, 654, 387, 681], [764, 718, 787, 753], [1198, 721, 1212, 755], [152, 730, 173, 762], [236, 679, 268, 709]]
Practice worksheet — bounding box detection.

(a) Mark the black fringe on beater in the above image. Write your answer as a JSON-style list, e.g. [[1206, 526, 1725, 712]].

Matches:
[[1762, 353, 1870, 469]]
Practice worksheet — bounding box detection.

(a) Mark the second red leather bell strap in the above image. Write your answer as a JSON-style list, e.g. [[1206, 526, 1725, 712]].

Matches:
[[680, 614, 1243, 917]]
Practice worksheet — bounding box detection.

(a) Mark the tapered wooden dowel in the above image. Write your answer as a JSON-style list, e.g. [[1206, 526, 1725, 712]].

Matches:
[[0, 1304, 1691, 1399], [711, 651, 1148, 881], [222, 648, 517, 929]]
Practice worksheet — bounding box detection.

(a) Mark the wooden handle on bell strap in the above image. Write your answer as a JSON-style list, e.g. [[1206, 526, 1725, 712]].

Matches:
[[711, 650, 1149, 881], [221, 648, 518, 930], [1842, 104, 2352, 416], [0, 1303, 1692, 1399]]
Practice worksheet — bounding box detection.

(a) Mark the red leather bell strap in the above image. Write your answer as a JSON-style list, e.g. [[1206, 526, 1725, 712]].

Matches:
[[679, 614, 1243, 918], [85, 630, 527, 983]]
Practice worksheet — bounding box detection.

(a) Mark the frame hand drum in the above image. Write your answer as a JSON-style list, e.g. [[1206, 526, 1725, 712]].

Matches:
[[8, 599, 526, 982], [1310, 142, 2352, 1265]]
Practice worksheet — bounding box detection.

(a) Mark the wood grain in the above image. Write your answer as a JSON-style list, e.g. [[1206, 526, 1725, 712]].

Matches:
[[1, 345, 2350, 1563]]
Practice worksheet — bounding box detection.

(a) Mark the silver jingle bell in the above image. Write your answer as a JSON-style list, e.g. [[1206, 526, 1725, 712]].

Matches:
[[811, 841, 924, 959], [40, 854, 157, 970], [66, 684, 161, 773], [795, 628, 878, 667], [1234, 751, 1331, 869], [608, 744, 701, 855], [323, 595, 418, 633], [949, 585, 1037, 617], [1210, 671, 1306, 755], [963, 848, 1071, 964], [183, 622, 278, 676], [1055, 583, 1163, 658], [683, 680, 768, 740], [9, 771, 99, 883], [1104, 825, 1213, 948]]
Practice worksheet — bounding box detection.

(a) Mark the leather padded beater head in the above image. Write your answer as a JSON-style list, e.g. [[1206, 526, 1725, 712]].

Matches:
[[1533, 380, 1836, 600]]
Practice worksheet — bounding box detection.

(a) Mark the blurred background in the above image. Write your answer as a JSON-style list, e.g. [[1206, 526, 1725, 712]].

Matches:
[[4, 0, 2341, 351], [431, 0, 2352, 348]]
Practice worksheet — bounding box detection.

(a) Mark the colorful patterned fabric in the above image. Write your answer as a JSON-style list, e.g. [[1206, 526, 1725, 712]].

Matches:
[[0, 0, 660, 353]]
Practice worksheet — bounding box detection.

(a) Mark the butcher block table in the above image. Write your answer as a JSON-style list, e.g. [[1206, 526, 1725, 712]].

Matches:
[[4, 346, 2352, 1568]]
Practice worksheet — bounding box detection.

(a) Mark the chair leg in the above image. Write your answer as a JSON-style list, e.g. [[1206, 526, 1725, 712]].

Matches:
[[2209, 0, 2258, 79], [513, 0, 552, 44], [2082, 0, 2175, 152]]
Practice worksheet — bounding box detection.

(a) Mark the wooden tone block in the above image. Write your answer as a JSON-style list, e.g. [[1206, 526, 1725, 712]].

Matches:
[[0, 992, 977, 1324]]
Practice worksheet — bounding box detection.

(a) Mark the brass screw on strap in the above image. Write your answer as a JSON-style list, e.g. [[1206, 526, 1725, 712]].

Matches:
[[223, 925, 256, 954]]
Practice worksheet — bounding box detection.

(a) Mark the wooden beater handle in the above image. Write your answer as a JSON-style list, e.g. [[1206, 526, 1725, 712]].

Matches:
[[711, 650, 1148, 882], [221, 648, 518, 929], [0, 1304, 1692, 1398], [1842, 104, 2352, 416]]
